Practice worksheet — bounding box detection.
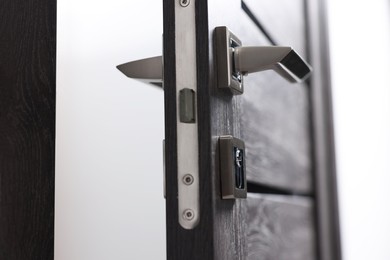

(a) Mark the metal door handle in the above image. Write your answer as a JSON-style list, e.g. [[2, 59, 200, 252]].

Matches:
[[117, 56, 163, 88], [215, 26, 312, 95], [234, 46, 311, 83]]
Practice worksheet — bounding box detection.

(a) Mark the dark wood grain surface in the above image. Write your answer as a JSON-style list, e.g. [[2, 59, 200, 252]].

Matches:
[[246, 194, 316, 260], [242, 77, 312, 193], [234, 3, 313, 193], [243, 0, 307, 58], [0, 0, 56, 259], [208, 1, 250, 259], [165, 0, 339, 259]]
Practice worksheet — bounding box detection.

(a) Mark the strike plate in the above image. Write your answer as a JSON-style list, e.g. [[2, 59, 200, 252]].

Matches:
[[175, 0, 199, 229]]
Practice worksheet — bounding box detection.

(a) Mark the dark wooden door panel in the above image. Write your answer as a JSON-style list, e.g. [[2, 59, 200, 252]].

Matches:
[[216, 3, 312, 193], [165, 0, 340, 259], [243, 75, 311, 193], [242, 0, 307, 57], [246, 194, 316, 260], [0, 0, 56, 258]]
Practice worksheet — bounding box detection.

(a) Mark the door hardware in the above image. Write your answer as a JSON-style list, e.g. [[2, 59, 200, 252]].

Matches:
[[117, 0, 199, 230], [117, 56, 163, 87], [219, 135, 247, 199], [179, 88, 196, 123], [215, 26, 312, 95]]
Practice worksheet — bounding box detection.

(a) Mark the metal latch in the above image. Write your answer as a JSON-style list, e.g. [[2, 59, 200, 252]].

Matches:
[[215, 26, 312, 95]]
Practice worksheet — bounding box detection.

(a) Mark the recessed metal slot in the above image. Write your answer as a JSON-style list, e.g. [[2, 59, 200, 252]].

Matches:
[[179, 88, 196, 123], [233, 146, 245, 189], [219, 135, 247, 199]]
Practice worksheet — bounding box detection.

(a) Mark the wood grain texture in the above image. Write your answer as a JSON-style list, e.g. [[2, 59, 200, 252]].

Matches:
[[237, 5, 313, 193], [243, 0, 308, 59], [243, 74, 312, 193], [208, 1, 250, 259], [165, 1, 249, 259], [165, 0, 341, 259], [0, 0, 56, 259], [246, 194, 316, 260]]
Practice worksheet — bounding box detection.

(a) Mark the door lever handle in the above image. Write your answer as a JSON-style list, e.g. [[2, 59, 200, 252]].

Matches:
[[117, 56, 163, 88], [234, 46, 312, 83], [215, 26, 312, 95]]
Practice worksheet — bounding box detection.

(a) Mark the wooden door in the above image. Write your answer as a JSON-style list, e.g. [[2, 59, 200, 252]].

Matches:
[[0, 0, 56, 259], [163, 0, 341, 259]]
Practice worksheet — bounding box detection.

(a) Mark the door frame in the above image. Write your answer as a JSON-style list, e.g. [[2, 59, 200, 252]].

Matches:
[[0, 0, 56, 258], [307, 1, 342, 259]]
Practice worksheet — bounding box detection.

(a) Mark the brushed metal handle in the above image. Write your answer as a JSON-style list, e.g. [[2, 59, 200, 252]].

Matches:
[[234, 46, 312, 83], [215, 26, 312, 95], [116, 56, 163, 88]]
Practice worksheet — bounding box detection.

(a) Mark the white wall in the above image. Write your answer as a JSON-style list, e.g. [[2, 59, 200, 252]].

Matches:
[[328, 1, 390, 260], [56, 0, 166, 259]]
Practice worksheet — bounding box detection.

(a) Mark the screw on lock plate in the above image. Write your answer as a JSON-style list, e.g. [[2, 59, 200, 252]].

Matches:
[[219, 135, 247, 199]]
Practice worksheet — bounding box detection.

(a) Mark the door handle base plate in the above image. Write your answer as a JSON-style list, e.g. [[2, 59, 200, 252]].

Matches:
[[215, 26, 244, 95]]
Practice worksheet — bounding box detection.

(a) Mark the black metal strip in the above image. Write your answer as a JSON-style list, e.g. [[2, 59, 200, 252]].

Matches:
[[247, 182, 313, 197]]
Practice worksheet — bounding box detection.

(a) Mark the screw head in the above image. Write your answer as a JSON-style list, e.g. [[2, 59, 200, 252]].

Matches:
[[183, 209, 195, 220], [183, 174, 194, 185], [180, 0, 190, 7]]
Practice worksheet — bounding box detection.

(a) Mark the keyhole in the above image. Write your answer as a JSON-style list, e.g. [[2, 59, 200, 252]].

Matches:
[[235, 149, 242, 167], [234, 147, 244, 189]]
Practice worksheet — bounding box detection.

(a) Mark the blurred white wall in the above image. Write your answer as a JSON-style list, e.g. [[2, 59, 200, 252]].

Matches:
[[328, 1, 390, 260], [55, 0, 165, 259]]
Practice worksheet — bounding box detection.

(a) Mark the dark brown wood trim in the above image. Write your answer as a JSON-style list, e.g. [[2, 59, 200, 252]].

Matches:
[[305, 0, 342, 259], [0, 0, 56, 259]]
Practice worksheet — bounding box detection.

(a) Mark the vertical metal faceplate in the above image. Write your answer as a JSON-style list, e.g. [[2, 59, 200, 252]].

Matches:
[[175, 0, 199, 229]]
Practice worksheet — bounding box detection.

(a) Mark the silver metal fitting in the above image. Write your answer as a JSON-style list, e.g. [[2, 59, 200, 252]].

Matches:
[[182, 174, 194, 185], [183, 209, 195, 221], [179, 0, 190, 7]]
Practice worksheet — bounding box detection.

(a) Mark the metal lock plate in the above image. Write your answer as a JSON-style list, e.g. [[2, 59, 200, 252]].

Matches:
[[219, 135, 247, 199], [215, 27, 244, 95]]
